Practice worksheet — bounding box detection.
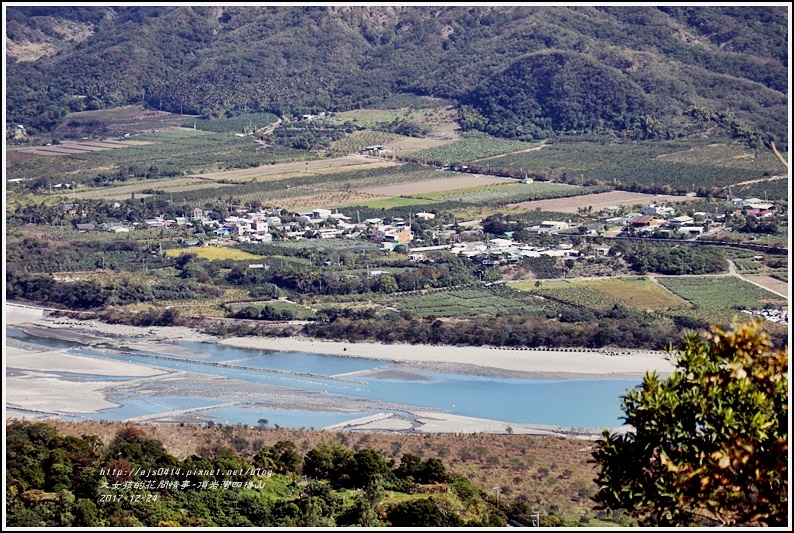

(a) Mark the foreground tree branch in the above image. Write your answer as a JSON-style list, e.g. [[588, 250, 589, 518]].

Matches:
[[591, 318, 788, 526]]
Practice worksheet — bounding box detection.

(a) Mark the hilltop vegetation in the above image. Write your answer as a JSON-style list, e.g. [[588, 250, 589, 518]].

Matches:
[[6, 419, 617, 527], [6, 5, 788, 147]]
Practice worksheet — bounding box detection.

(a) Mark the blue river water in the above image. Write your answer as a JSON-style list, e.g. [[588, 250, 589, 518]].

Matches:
[[6, 328, 640, 429]]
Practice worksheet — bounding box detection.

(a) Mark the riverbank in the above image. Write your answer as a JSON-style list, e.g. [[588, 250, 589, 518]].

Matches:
[[5, 304, 673, 436]]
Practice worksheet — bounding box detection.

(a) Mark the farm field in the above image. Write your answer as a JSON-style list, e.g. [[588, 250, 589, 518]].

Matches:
[[510, 277, 690, 312], [191, 155, 392, 180], [382, 288, 544, 318], [184, 112, 279, 133], [404, 133, 537, 166], [166, 164, 443, 209], [7, 128, 310, 187], [478, 140, 788, 197], [577, 278, 689, 311], [359, 174, 509, 197], [414, 182, 609, 204], [330, 130, 404, 155], [164, 246, 264, 261], [271, 191, 392, 211], [8, 139, 144, 157], [60, 177, 232, 200], [53, 105, 198, 135], [741, 275, 789, 299], [657, 276, 788, 310], [335, 105, 455, 129], [509, 190, 694, 214], [352, 196, 438, 209]]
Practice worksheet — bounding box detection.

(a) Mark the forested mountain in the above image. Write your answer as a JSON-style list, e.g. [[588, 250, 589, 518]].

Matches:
[[5, 5, 789, 147]]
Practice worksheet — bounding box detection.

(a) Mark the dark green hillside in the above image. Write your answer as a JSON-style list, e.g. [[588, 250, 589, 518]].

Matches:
[[5, 5, 789, 146], [459, 51, 650, 139]]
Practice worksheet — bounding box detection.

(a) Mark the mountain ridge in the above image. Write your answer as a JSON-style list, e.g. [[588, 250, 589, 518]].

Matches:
[[5, 5, 789, 146]]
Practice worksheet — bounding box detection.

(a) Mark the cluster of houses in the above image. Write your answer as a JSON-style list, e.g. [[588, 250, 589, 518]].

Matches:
[[403, 239, 582, 266], [599, 199, 779, 237], [73, 205, 440, 248]]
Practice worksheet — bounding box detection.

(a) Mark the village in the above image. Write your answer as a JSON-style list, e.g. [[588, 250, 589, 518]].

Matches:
[[68, 194, 780, 266]]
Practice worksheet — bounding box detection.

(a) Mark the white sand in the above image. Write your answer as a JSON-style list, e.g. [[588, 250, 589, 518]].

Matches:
[[6, 346, 167, 377], [6, 372, 121, 414], [221, 336, 675, 377], [5, 304, 44, 324]]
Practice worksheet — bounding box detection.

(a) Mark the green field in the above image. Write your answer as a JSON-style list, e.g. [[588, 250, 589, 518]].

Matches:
[[386, 288, 543, 318], [414, 182, 609, 204], [657, 276, 787, 310], [330, 130, 403, 154], [478, 140, 788, 196], [404, 132, 536, 166], [7, 128, 310, 185], [511, 277, 690, 311], [166, 163, 442, 206], [335, 108, 436, 126], [360, 197, 439, 209]]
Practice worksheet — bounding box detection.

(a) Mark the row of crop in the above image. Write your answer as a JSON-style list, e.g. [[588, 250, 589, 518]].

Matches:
[[657, 277, 787, 310], [400, 132, 536, 166], [415, 183, 609, 204], [390, 292, 541, 318], [8, 130, 300, 183], [530, 285, 629, 311], [476, 140, 784, 192], [330, 130, 402, 154], [652, 143, 786, 171], [170, 164, 442, 205]]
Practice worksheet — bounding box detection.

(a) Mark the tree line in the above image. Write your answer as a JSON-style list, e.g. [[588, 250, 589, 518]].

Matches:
[[6, 421, 499, 527]]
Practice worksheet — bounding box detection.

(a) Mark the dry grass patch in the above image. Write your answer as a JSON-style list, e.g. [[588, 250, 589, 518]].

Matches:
[[583, 277, 691, 311], [273, 191, 389, 211], [164, 247, 263, 261], [191, 155, 393, 181]]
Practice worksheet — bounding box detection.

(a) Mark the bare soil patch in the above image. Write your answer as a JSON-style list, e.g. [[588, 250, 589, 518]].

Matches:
[[11, 140, 139, 157], [359, 174, 508, 196], [743, 275, 789, 299], [510, 190, 694, 214]]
